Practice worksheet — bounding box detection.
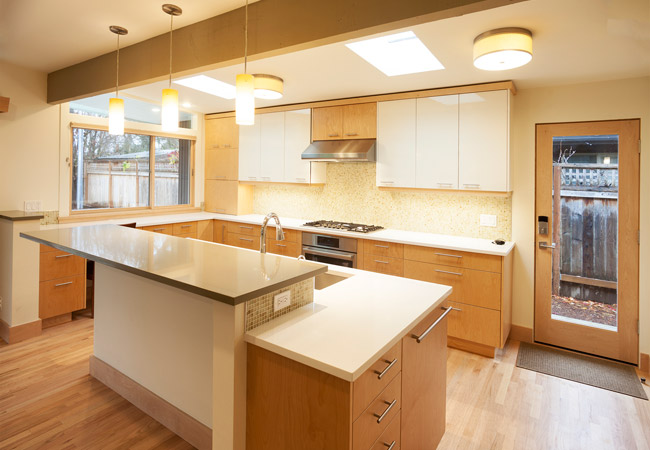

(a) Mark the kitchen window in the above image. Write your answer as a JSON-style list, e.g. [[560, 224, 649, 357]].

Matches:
[[71, 126, 194, 212]]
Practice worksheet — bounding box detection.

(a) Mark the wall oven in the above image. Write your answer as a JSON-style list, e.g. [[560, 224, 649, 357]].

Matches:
[[302, 232, 357, 268]]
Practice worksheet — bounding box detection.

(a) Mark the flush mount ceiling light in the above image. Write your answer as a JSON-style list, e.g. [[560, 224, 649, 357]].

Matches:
[[345, 31, 444, 76], [174, 75, 236, 99], [108, 25, 128, 136], [253, 74, 283, 99], [473, 27, 532, 71], [161, 3, 182, 132], [235, 0, 254, 125]]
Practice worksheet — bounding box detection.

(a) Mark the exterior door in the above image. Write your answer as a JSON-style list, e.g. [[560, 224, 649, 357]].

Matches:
[[534, 120, 640, 364]]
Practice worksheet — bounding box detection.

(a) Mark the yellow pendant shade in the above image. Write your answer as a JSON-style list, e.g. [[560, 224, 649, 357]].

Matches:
[[161, 88, 179, 131], [108, 97, 125, 135], [473, 27, 532, 71], [236, 73, 255, 125]]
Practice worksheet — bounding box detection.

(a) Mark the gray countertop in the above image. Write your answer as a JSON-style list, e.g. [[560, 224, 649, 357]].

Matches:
[[0, 210, 44, 221], [21, 224, 327, 305]]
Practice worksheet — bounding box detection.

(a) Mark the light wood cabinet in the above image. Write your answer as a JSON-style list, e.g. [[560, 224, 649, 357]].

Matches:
[[142, 223, 173, 235], [458, 90, 510, 192], [225, 232, 260, 251], [363, 254, 404, 277], [312, 103, 377, 141], [376, 99, 416, 188], [172, 221, 197, 236], [205, 116, 238, 149], [246, 308, 447, 450], [212, 219, 228, 244], [204, 179, 253, 215], [39, 245, 86, 325], [265, 227, 302, 258]]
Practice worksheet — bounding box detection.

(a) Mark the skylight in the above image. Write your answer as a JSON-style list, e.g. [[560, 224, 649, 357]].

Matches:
[[174, 75, 236, 99], [345, 31, 444, 76]]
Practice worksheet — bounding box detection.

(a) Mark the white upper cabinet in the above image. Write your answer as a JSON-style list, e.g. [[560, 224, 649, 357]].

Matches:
[[259, 112, 285, 182], [238, 120, 261, 181], [458, 90, 510, 192], [376, 99, 416, 188], [284, 109, 323, 184], [416, 95, 459, 189]]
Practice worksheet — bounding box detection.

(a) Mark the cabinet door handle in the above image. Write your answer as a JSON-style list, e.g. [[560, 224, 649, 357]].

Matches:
[[248, 177, 257, 180], [374, 244, 389, 249], [383, 441, 396, 450], [153, 228, 166, 232], [212, 144, 219, 149], [274, 244, 287, 247], [295, 178, 306, 182], [374, 260, 389, 264], [181, 224, 192, 228], [328, 133, 340, 137], [435, 269, 462, 276], [55, 281, 73, 287], [463, 183, 481, 188], [345, 132, 358, 136], [239, 225, 253, 230], [434, 252, 462, 259], [55, 254, 73, 259], [222, 224, 226, 243], [379, 181, 394, 184], [374, 358, 397, 380], [437, 182, 453, 186], [223, 144, 231, 148], [214, 175, 226, 179], [239, 237, 253, 242], [412, 306, 460, 343], [374, 399, 397, 424]]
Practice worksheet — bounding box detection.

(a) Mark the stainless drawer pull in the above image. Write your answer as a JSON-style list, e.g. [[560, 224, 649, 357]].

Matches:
[[374, 260, 389, 264], [239, 226, 253, 230], [412, 306, 460, 343], [55, 281, 73, 287], [384, 441, 396, 450], [55, 254, 73, 258], [214, 175, 226, 179], [295, 178, 306, 181], [153, 228, 166, 232], [379, 181, 394, 184], [223, 144, 231, 148], [345, 132, 358, 136], [275, 244, 287, 247], [463, 183, 481, 188], [437, 182, 453, 186], [374, 244, 389, 249], [215, 208, 226, 212], [239, 237, 253, 242], [222, 224, 226, 243], [374, 358, 397, 380], [328, 133, 340, 137], [435, 269, 462, 276], [181, 224, 192, 228], [434, 252, 462, 258], [374, 399, 397, 424]]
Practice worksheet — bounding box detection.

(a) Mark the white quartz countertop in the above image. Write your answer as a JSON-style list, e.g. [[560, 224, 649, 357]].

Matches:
[[21, 224, 326, 305], [245, 264, 452, 381]]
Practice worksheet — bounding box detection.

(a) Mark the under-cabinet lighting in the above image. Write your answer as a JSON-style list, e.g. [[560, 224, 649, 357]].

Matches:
[[345, 31, 444, 76], [174, 75, 236, 99]]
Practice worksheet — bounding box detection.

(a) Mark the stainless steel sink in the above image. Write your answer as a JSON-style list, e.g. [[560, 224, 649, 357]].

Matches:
[[314, 271, 353, 290]]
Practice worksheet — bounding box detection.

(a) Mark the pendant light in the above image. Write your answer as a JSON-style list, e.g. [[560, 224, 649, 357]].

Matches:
[[473, 27, 532, 71], [161, 4, 182, 131], [108, 25, 128, 135], [235, 0, 254, 125]]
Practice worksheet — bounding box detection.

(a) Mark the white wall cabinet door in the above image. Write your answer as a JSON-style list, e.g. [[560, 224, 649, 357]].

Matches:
[[376, 99, 416, 188], [284, 109, 313, 183], [259, 112, 285, 182], [416, 95, 459, 189], [458, 90, 509, 192], [239, 120, 261, 182]]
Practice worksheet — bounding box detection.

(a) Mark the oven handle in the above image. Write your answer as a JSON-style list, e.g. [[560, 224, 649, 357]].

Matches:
[[302, 246, 356, 261]]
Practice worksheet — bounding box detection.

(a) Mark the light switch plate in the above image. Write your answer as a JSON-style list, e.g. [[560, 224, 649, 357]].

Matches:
[[274, 291, 291, 312], [480, 214, 497, 227], [24, 200, 42, 212]]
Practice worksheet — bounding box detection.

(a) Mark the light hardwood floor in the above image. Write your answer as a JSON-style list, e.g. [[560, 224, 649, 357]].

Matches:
[[1, 317, 648, 449]]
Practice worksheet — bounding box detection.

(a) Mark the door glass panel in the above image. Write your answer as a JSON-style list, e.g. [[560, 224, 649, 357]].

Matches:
[[551, 135, 618, 330], [154, 136, 191, 206]]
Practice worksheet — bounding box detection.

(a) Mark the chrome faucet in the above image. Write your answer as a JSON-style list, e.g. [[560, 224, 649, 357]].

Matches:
[[260, 212, 285, 253]]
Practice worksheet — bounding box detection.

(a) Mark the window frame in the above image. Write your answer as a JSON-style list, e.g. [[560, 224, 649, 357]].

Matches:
[[69, 123, 196, 216]]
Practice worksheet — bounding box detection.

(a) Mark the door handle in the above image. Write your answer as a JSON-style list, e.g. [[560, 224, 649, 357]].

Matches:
[[539, 242, 556, 249]]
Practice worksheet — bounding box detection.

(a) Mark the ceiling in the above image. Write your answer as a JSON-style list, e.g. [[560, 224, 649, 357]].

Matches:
[[0, 0, 256, 72], [2, 0, 649, 115]]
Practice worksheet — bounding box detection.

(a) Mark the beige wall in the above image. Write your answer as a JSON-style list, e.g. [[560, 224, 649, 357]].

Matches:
[[511, 76, 650, 356], [0, 61, 60, 211], [254, 163, 513, 240]]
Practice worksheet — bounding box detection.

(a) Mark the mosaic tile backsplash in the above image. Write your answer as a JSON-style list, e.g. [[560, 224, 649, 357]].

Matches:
[[253, 163, 512, 240], [245, 278, 314, 331]]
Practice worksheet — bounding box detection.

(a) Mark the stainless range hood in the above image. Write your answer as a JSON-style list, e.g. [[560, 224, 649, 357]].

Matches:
[[301, 139, 376, 162]]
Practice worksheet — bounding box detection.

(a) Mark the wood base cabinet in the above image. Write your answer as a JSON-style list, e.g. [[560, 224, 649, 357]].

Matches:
[[246, 307, 448, 450], [39, 245, 86, 323]]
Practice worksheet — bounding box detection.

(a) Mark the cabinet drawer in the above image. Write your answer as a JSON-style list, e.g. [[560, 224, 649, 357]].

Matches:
[[39, 274, 85, 319], [142, 224, 173, 235], [213, 220, 228, 244], [225, 232, 260, 250], [40, 250, 85, 281], [267, 227, 300, 243], [363, 254, 403, 277], [363, 240, 403, 258], [404, 245, 501, 273], [174, 231, 198, 239], [353, 341, 401, 421], [404, 260, 501, 310], [40, 244, 57, 253], [353, 372, 401, 450], [447, 301, 500, 348], [265, 239, 301, 257], [172, 221, 197, 235], [370, 415, 400, 450], [227, 222, 261, 236]]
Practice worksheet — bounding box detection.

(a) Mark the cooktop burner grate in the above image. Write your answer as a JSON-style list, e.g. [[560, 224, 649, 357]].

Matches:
[[302, 220, 384, 233]]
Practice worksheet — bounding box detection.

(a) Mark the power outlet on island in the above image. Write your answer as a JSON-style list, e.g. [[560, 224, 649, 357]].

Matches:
[[480, 214, 497, 228], [274, 291, 291, 312]]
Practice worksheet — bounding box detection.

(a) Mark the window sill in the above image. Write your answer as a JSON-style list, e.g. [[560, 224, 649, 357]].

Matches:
[[58, 206, 202, 224]]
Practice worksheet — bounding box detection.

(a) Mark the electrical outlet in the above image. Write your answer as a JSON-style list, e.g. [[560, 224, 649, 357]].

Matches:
[[480, 214, 497, 227], [273, 291, 291, 312], [24, 200, 42, 212]]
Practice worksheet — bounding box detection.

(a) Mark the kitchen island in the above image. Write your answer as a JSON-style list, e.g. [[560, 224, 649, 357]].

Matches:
[[21, 224, 452, 450]]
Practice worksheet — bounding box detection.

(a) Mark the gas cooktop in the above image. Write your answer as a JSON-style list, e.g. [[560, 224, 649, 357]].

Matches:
[[302, 220, 384, 234]]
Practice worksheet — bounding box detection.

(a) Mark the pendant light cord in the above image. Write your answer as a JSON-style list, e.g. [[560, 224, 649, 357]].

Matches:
[[169, 14, 174, 88], [244, 0, 248, 74], [116, 34, 120, 97]]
